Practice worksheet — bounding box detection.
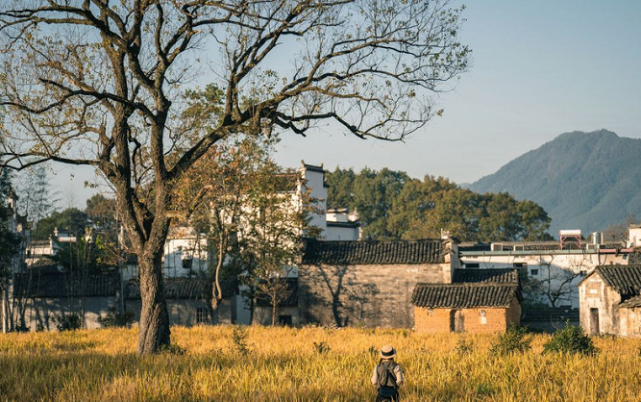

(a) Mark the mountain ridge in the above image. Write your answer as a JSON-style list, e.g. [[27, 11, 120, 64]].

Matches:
[[469, 129, 641, 235]]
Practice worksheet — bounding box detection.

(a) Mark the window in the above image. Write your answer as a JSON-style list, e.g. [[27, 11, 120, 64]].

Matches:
[[530, 269, 539, 276], [196, 307, 208, 324], [480, 310, 487, 325], [513, 262, 526, 268], [182, 257, 193, 269], [465, 263, 480, 269], [278, 315, 293, 326]]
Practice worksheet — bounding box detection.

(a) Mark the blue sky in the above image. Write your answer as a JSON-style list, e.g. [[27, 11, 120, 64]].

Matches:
[[273, 0, 641, 184], [46, 1, 641, 207]]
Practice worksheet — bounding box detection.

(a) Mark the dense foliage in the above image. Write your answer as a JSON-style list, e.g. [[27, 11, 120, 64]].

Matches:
[[470, 130, 641, 234], [542, 323, 599, 356], [326, 167, 552, 242]]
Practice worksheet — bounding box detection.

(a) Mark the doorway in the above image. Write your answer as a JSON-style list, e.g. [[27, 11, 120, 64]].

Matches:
[[589, 308, 600, 336]]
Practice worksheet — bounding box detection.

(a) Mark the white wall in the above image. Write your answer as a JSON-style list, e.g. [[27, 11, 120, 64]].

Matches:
[[460, 251, 628, 308]]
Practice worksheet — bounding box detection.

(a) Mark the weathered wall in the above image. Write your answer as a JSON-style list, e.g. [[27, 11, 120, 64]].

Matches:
[[17, 297, 113, 331], [618, 307, 641, 337], [579, 273, 620, 335], [298, 263, 450, 328], [126, 299, 232, 327], [414, 299, 520, 334], [253, 306, 299, 326]]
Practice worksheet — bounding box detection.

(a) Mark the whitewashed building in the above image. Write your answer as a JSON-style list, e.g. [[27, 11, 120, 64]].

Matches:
[[459, 230, 633, 309]]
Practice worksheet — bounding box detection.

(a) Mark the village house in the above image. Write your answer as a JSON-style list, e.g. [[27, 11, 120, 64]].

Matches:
[[458, 230, 633, 310], [11, 266, 120, 331], [298, 238, 460, 328], [578, 264, 641, 337], [412, 269, 522, 333]]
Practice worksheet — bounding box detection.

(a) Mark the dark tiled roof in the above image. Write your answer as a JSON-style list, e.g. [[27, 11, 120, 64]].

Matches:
[[125, 277, 237, 300], [458, 243, 491, 252], [14, 271, 120, 298], [593, 264, 641, 299], [326, 221, 360, 228], [255, 278, 298, 307], [628, 252, 641, 265], [618, 296, 641, 308], [411, 283, 520, 309], [302, 239, 444, 265], [452, 268, 520, 284]]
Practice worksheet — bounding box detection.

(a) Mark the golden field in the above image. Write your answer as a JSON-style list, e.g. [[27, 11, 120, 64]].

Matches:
[[0, 326, 640, 402]]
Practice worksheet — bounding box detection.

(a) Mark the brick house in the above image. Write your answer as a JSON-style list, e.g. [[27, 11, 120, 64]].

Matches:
[[412, 269, 522, 333], [11, 267, 121, 331], [298, 238, 458, 328], [125, 277, 237, 326], [578, 264, 641, 337]]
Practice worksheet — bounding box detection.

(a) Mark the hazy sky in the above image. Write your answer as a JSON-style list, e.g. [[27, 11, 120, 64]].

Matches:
[[45, 0, 641, 207]]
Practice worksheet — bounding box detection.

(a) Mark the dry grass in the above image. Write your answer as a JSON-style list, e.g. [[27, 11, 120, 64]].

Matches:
[[0, 326, 640, 401]]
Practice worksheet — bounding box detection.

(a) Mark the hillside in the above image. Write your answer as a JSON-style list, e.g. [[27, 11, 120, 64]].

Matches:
[[469, 130, 641, 235]]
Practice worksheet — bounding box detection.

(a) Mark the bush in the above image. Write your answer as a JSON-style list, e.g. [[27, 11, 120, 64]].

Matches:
[[56, 313, 82, 331], [313, 341, 330, 354], [455, 337, 474, 355], [97, 307, 135, 328], [490, 325, 532, 356], [232, 325, 250, 356], [542, 323, 599, 356]]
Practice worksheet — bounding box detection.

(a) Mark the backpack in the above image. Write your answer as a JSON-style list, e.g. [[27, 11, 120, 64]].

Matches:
[[376, 361, 399, 400]]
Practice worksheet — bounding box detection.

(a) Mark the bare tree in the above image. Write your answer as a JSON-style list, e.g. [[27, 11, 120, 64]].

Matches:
[[535, 255, 587, 308], [0, 0, 469, 353]]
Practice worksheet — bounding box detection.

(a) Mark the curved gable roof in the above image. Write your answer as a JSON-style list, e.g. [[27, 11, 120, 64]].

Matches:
[[593, 264, 641, 298], [302, 239, 445, 265], [411, 283, 520, 309]]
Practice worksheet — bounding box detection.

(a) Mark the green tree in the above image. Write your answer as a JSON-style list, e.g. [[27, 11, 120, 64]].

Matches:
[[328, 169, 551, 242], [0, 170, 20, 333], [0, 0, 469, 354], [32, 208, 89, 241]]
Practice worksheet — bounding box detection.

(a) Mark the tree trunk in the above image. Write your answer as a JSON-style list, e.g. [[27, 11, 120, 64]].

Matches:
[[137, 251, 171, 354]]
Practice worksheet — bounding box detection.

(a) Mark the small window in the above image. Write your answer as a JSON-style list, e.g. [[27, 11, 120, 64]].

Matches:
[[513, 263, 527, 268], [196, 307, 208, 324], [465, 263, 480, 269], [182, 257, 193, 269], [278, 315, 293, 326], [530, 269, 539, 276], [480, 310, 487, 325]]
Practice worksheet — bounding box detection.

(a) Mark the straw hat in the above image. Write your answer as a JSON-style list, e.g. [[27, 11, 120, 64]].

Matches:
[[380, 345, 396, 359]]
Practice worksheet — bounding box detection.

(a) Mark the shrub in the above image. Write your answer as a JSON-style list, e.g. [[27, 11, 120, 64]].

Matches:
[[313, 341, 330, 354], [542, 323, 599, 356], [97, 307, 135, 328], [490, 325, 532, 356], [232, 325, 250, 356], [56, 313, 82, 332], [455, 337, 474, 355]]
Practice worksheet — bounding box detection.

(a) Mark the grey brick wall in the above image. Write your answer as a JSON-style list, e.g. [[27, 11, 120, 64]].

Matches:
[[298, 263, 450, 328]]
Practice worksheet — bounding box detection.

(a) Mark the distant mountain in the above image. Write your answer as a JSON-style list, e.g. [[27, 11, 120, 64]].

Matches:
[[469, 130, 641, 235]]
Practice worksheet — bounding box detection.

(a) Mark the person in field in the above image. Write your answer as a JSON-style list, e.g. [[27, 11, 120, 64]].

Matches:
[[371, 345, 404, 401]]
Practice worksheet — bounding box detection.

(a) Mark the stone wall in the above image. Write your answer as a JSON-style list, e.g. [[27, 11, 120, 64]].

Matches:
[[298, 262, 450, 328], [579, 273, 621, 335], [618, 307, 641, 337]]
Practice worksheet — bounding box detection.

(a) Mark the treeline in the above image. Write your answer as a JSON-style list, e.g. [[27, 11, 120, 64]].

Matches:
[[326, 168, 552, 242]]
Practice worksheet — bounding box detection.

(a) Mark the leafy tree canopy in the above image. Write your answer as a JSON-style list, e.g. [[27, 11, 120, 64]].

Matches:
[[327, 167, 552, 242]]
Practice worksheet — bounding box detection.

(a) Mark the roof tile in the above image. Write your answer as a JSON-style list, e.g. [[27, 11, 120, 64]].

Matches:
[[302, 239, 444, 265], [411, 283, 520, 309]]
